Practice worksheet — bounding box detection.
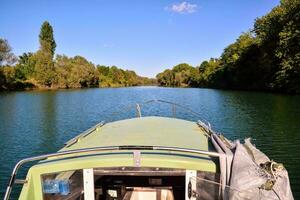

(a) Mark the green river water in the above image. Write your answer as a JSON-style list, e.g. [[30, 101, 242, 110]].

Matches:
[[0, 87, 299, 199]]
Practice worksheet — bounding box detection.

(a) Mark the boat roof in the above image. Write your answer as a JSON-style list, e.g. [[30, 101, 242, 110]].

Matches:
[[28, 116, 217, 179], [62, 116, 211, 152]]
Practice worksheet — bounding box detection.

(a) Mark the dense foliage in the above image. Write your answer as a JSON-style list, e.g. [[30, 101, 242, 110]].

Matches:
[[97, 65, 155, 87], [0, 21, 155, 91], [0, 39, 17, 66], [156, 63, 199, 87], [157, 0, 300, 94], [0, 39, 19, 90]]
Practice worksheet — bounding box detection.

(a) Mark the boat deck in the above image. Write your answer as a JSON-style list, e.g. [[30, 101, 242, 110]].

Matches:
[[62, 116, 211, 152]]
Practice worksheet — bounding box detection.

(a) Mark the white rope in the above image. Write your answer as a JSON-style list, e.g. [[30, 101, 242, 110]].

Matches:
[[190, 176, 243, 193]]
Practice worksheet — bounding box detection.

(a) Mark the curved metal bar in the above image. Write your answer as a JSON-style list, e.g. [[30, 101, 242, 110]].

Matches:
[[143, 99, 203, 118], [154, 146, 219, 157], [64, 121, 105, 147], [104, 99, 207, 122], [4, 145, 219, 200]]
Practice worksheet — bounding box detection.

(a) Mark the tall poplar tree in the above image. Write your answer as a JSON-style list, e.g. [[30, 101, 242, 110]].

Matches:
[[39, 21, 56, 58], [35, 21, 56, 86]]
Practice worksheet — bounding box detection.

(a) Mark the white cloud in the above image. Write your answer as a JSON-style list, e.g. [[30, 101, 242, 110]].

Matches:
[[102, 43, 115, 48], [165, 2, 198, 14]]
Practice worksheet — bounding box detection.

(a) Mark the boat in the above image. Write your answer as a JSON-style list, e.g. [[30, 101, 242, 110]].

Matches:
[[4, 100, 294, 200]]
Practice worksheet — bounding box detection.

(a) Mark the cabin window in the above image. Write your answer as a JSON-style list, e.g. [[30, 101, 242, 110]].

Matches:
[[41, 168, 220, 200], [195, 171, 221, 200], [93, 167, 185, 200], [41, 169, 84, 200]]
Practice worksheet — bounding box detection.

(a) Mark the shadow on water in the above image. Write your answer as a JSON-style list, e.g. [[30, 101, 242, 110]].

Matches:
[[0, 87, 299, 199]]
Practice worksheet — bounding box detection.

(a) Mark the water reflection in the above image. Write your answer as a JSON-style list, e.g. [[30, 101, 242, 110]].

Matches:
[[36, 92, 58, 153]]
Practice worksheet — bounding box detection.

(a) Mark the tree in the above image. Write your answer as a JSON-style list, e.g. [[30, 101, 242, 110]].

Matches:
[[156, 63, 199, 87], [97, 65, 153, 87], [34, 21, 56, 86], [39, 21, 56, 58], [0, 38, 17, 66], [198, 58, 221, 87], [273, 0, 300, 93], [0, 66, 16, 90], [15, 53, 35, 80], [54, 55, 99, 88], [251, 0, 300, 93], [156, 69, 174, 87], [0, 39, 17, 90]]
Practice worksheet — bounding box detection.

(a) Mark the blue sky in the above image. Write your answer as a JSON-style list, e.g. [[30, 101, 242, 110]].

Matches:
[[0, 0, 279, 77]]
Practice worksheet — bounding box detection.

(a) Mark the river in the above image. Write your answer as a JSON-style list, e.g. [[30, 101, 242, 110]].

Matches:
[[0, 87, 299, 199]]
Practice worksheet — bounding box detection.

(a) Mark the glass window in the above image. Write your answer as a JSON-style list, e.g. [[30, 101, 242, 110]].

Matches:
[[41, 170, 84, 200]]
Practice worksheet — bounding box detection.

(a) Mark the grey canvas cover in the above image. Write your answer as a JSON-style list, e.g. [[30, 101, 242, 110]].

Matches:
[[211, 134, 294, 200]]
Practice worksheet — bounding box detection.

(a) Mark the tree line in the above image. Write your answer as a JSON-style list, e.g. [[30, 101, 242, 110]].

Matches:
[[0, 22, 155, 91], [156, 0, 300, 94], [1, 0, 299, 94]]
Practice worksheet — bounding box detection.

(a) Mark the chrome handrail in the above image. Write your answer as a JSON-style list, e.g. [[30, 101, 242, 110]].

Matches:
[[4, 145, 219, 200], [106, 99, 207, 122], [64, 121, 105, 147], [143, 99, 203, 118]]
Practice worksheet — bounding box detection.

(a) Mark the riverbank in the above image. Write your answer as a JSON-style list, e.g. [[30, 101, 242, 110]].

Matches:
[[3, 82, 300, 96], [0, 79, 157, 92]]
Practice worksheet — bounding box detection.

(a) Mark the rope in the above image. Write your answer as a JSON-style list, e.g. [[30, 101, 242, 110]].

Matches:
[[190, 176, 243, 193]]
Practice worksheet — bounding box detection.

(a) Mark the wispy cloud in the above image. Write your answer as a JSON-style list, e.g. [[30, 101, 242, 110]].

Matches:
[[165, 2, 198, 14], [102, 43, 115, 48]]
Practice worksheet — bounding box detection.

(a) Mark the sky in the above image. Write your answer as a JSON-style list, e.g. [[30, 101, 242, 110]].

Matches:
[[0, 0, 280, 78]]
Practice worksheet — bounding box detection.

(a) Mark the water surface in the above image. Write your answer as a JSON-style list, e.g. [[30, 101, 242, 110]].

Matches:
[[0, 87, 299, 198]]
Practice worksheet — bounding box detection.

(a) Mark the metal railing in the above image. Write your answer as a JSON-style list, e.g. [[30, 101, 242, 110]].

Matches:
[[4, 145, 219, 200], [106, 99, 209, 122]]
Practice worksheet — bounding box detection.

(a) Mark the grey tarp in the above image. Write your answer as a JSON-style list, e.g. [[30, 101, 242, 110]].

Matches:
[[211, 134, 294, 200], [211, 134, 234, 200]]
